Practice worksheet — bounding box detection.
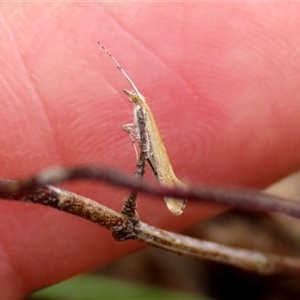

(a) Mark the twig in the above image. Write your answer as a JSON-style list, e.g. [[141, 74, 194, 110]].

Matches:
[[136, 222, 300, 275], [5, 185, 135, 233], [1, 179, 300, 275], [1, 165, 300, 220], [120, 102, 148, 222]]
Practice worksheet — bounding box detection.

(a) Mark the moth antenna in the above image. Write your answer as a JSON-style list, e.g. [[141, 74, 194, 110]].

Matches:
[[98, 42, 143, 98]]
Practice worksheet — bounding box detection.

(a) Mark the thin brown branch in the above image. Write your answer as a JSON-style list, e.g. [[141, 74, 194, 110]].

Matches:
[[1, 155, 300, 275], [120, 108, 148, 221], [136, 222, 300, 275], [1, 165, 300, 220], [7, 185, 135, 234], [1, 181, 300, 275]]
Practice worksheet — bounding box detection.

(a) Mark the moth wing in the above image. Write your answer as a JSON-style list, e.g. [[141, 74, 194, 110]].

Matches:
[[161, 176, 187, 215]]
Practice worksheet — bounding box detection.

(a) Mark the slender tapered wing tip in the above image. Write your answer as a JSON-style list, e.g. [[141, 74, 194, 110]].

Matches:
[[164, 197, 187, 215]]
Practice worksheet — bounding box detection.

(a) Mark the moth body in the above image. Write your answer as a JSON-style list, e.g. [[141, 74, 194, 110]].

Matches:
[[124, 89, 186, 215], [99, 42, 186, 215]]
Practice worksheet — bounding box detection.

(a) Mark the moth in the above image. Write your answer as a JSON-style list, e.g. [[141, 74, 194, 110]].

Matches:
[[99, 43, 186, 215]]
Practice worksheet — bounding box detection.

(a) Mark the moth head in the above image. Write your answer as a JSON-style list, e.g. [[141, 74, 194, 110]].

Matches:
[[123, 89, 146, 104], [98, 43, 146, 104]]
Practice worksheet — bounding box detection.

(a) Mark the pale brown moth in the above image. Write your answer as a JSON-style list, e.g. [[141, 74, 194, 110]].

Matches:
[[99, 42, 186, 215]]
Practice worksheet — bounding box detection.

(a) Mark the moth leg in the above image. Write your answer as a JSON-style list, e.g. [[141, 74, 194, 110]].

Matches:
[[120, 123, 139, 159]]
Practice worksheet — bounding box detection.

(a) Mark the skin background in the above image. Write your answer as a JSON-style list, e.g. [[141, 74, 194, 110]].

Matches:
[[1, 2, 300, 298]]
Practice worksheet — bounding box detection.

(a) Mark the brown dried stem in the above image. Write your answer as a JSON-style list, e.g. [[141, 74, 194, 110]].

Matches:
[[120, 102, 148, 221], [1, 165, 300, 220], [1, 175, 300, 275], [1, 165, 300, 275], [136, 222, 300, 275]]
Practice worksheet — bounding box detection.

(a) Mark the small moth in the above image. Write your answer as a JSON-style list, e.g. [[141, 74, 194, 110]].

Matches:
[[99, 42, 186, 215]]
